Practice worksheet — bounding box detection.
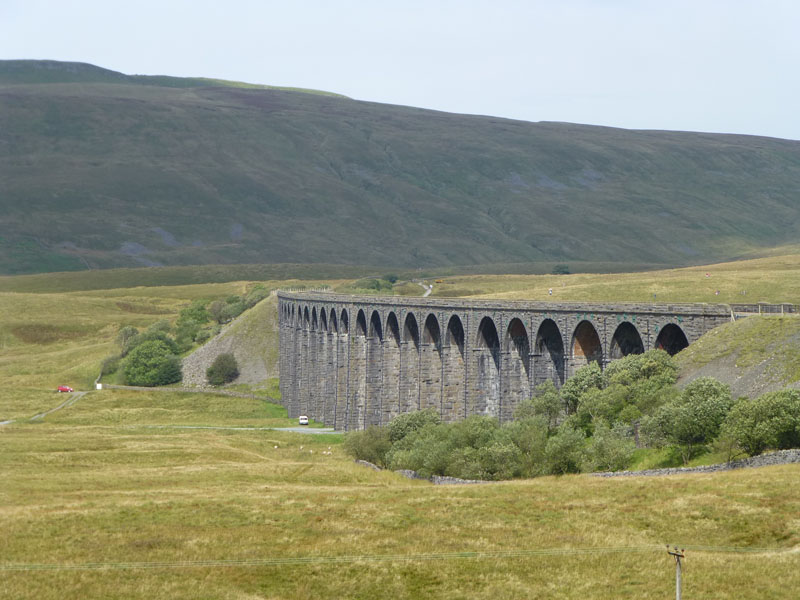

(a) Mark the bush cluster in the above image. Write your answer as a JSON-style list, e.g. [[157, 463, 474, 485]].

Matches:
[[100, 284, 270, 384], [206, 353, 240, 386], [344, 349, 800, 480]]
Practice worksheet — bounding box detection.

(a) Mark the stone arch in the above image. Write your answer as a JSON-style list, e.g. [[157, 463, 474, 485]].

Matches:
[[320, 308, 328, 332], [355, 309, 367, 337], [655, 323, 689, 356], [503, 318, 530, 420], [403, 312, 420, 347], [311, 307, 318, 330], [421, 314, 443, 415], [340, 309, 349, 333], [609, 322, 644, 360], [401, 312, 421, 413], [442, 315, 466, 422], [534, 319, 565, 386], [329, 308, 338, 333], [474, 316, 501, 417], [369, 310, 383, 340], [572, 320, 602, 368], [303, 306, 310, 328], [382, 312, 402, 424]]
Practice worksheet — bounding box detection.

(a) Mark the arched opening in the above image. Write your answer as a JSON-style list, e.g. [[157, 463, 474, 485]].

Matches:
[[572, 320, 602, 368], [356, 310, 367, 337], [320, 309, 328, 333], [503, 318, 530, 420], [655, 323, 689, 356], [421, 314, 443, 415], [340, 309, 349, 334], [534, 319, 565, 386], [401, 313, 421, 413], [474, 316, 501, 417], [609, 322, 644, 360], [329, 309, 338, 334], [443, 315, 466, 422], [382, 312, 402, 424], [311, 307, 318, 331], [303, 306, 310, 328]]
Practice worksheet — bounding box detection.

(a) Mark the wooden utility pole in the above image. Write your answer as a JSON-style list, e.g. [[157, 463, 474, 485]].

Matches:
[[667, 546, 685, 600]]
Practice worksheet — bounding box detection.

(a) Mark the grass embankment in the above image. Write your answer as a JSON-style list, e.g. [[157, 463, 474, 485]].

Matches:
[[429, 254, 800, 304], [1, 389, 798, 599], [0, 277, 340, 420]]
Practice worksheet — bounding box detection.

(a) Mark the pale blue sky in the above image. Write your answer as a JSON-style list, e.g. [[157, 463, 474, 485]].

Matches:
[[3, 0, 799, 139]]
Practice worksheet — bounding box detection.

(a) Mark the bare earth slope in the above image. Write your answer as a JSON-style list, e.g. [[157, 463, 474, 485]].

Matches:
[[676, 315, 800, 397], [181, 295, 279, 387]]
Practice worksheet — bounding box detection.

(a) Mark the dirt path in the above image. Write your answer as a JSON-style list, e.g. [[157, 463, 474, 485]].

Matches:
[[1, 391, 87, 426]]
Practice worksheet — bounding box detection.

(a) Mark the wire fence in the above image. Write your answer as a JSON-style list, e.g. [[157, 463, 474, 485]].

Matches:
[[2, 545, 794, 572]]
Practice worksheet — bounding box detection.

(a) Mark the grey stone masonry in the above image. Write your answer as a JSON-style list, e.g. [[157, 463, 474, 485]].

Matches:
[[278, 291, 739, 431]]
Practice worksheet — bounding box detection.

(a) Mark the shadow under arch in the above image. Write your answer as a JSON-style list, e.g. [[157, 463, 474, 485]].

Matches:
[[503, 318, 530, 420], [443, 314, 466, 422], [572, 320, 603, 369], [655, 323, 689, 355], [474, 316, 500, 417], [609, 321, 644, 360], [534, 318, 565, 386]]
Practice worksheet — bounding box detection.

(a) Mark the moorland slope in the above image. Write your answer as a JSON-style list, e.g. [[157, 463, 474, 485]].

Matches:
[[3, 60, 800, 274]]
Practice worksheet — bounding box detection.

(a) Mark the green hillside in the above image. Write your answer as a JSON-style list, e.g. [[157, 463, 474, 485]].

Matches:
[[3, 59, 800, 274]]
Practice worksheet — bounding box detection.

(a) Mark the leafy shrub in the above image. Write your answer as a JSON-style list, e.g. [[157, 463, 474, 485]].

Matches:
[[123, 340, 182, 386], [343, 426, 392, 467], [648, 377, 733, 464], [582, 423, 635, 472], [561, 362, 603, 414], [544, 425, 586, 474], [122, 330, 179, 357], [206, 353, 239, 386], [387, 408, 441, 443], [722, 390, 800, 456], [551, 264, 570, 275], [101, 354, 121, 376], [515, 380, 562, 433], [244, 285, 270, 308]]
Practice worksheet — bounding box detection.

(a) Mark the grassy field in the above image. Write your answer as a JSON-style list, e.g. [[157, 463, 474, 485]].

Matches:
[[431, 254, 800, 304], [1, 389, 798, 599], [2, 262, 800, 597]]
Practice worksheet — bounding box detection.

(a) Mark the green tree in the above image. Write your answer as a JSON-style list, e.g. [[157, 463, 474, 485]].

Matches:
[[723, 390, 800, 456], [515, 380, 562, 433], [582, 423, 635, 472], [206, 353, 239, 386], [123, 340, 182, 387], [544, 425, 586, 474], [651, 377, 733, 464], [387, 408, 441, 443], [343, 426, 392, 468], [560, 362, 603, 414]]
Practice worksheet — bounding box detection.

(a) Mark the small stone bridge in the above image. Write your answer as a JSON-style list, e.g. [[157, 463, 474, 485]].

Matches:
[[277, 292, 787, 431]]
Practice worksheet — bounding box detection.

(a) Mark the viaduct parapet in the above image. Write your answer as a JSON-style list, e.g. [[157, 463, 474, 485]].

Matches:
[[278, 292, 732, 431]]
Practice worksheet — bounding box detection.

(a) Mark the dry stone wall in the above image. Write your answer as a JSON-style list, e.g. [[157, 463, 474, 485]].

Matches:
[[278, 292, 732, 431]]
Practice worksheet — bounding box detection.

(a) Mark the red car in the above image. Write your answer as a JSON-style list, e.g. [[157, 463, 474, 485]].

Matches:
[[57, 386, 73, 393]]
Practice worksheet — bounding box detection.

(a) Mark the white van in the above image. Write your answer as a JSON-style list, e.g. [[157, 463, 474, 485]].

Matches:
[[298, 415, 309, 426]]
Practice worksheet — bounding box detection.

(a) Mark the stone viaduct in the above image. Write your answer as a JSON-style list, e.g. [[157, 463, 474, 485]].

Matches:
[[278, 292, 733, 431]]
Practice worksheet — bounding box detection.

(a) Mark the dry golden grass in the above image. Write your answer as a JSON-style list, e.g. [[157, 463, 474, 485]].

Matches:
[[434, 254, 800, 304], [1, 390, 799, 599]]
